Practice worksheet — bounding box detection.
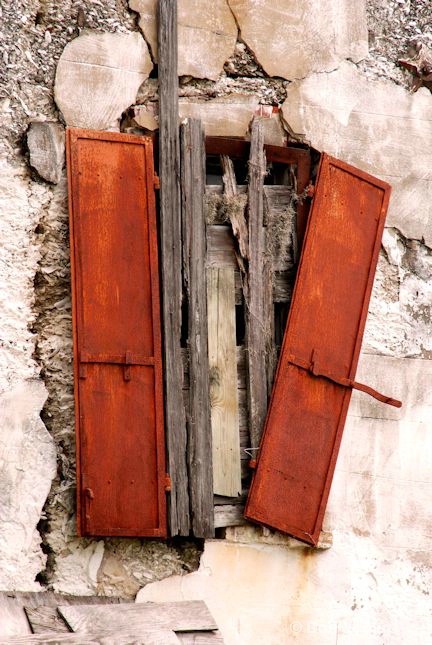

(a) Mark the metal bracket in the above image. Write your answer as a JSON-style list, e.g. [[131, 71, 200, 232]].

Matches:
[[288, 349, 402, 408]]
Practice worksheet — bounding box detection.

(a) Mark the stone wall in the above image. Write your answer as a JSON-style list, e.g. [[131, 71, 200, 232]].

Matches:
[[0, 1, 431, 640]]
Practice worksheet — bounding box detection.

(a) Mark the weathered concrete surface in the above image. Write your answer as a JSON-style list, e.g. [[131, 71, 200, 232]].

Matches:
[[27, 121, 65, 184], [179, 94, 258, 137], [282, 61, 432, 246], [0, 381, 57, 591], [55, 31, 153, 130], [365, 233, 432, 358], [228, 0, 368, 80], [137, 357, 432, 644], [129, 0, 237, 80]]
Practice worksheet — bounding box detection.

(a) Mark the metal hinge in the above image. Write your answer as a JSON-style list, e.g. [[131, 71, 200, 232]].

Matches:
[[154, 174, 160, 190], [164, 473, 171, 492]]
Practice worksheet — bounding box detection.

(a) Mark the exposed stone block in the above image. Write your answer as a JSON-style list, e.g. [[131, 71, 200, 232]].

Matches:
[[27, 121, 65, 184], [228, 0, 368, 80], [282, 61, 432, 246], [179, 94, 258, 137], [54, 31, 152, 130], [129, 0, 237, 80]]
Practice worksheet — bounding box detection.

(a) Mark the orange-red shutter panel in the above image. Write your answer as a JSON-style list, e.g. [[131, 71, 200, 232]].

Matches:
[[245, 154, 394, 545], [67, 128, 166, 537]]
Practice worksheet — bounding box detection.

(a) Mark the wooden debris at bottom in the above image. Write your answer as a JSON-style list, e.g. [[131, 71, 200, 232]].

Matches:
[[1, 629, 181, 645], [58, 601, 218, 634], [23, 594, 128, 634]]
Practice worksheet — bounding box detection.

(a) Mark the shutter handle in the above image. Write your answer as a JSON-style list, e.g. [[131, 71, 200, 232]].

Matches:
[[84, 487, 94, 523]]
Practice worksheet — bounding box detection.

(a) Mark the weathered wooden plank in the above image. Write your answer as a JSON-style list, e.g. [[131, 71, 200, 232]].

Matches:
[[245, 119, 269, 449], [206, 227, 237, 268], [207, 268, 241, 497], [58, 601, 218, 634], [214, 504, 246, 528], [158, 0, 190, 535], [181, 118, 214, 538], [22, 595, 129, 634], [2, 630, 181, 645], [24, 606, 69, 634], [220, 155, 248, 261]]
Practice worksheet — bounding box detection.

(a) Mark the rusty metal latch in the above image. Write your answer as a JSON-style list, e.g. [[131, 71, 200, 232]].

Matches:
[[287, 350, 402, 408], [124, 350, 132, 382]]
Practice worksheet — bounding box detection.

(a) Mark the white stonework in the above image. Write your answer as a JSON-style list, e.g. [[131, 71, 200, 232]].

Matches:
[[129, 0, 237, 80], [55, 31, 153, 130], [282, 61, 432, 246], [228, 0, 368, 80], [179, 94, 258, 137]]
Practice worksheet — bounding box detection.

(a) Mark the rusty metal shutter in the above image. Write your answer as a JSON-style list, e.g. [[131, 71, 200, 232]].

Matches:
[[245, 153, 401, 545], [66, 128, 166, 537]]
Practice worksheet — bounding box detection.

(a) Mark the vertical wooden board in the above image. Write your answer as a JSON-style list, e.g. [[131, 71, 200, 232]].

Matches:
[[67, 128, 166, 537], [158, 0, 190, 536], [181, 118, 214, 537], [245, 154, 391, 545], [245, 120, 268, 449], [207, 268, 241, 497]]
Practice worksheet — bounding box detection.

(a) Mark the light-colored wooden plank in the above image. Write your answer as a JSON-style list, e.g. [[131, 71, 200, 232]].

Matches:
[[1, 630, 181, 645], [181, 118, 214, 538], [207, 267, 242, 497], [58, 601, 218, 634]]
